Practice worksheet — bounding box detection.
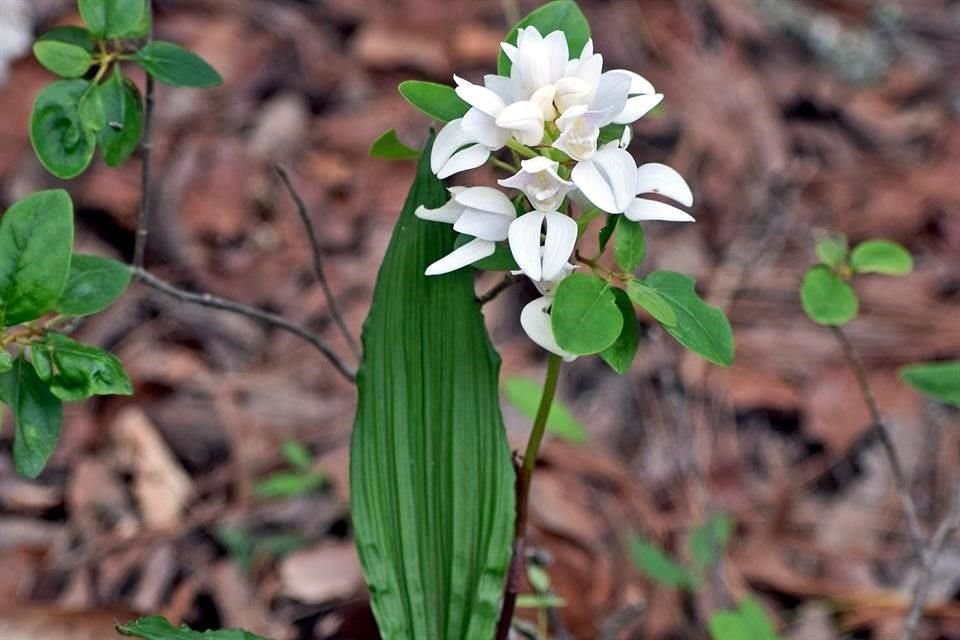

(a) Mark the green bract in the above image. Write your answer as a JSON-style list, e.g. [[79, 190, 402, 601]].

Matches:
[[56, 254, 131, 317], [644, 271, 735, 366], [614, 218, 647, 272], [800, 265, 858, 326], [98, 68, 144, 166], [0, 357, 63, 479], [135, 41, 224, 88], [497, 0, 591, 75], [398, 81, 470, 123], [600, 288, 641, 374], [850, 239, 913, 275], [552, 273, 623, 355], [30, 80, 99, 179], [30, 333, 133, 402], [370, 129, 420, 160], [900, 361, 960, 407], [504, 376, 587, 442], [79, 0, 146, 39], [33, 41, 94, 78], [0, 190, 74, 327]]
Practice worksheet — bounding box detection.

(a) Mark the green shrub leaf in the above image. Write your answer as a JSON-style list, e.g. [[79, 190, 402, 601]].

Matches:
[[626, 280, 676, 327], [79, 0, 146, 38], [498, 1, 591, 75], [709, 599, 781, 640], [350, 136, 514, 640], [629, 535, 697, 590], [504, 375, 587, 443], [597, 214, 618, 254], [29, 333, 132, 402], [37, 26, 97, 52], [600, 288, 640, 374], [254, 471, 325, 499], [33, 41, 93, 78], [370, 129, 420, 160], [644, 271, 734, 366], [398, 80, 470, 123], [552, 273, 624, 355], [55, 254, 131, 317], [614, 218, 646, 272], [0, 190, 73, 327], [815, 235, 848, 268], [30, 80, 99, 179], [850, 239, 913, 276], [117, 615, 270, 640], [800, 265, 859, 326], [98, 68, 143, 166], [135, 41, 223, 88], [0, 352, 12, 374], [900, 361, 960, 407], [0, 357, 63, 479], [78, 88, 106, 131]]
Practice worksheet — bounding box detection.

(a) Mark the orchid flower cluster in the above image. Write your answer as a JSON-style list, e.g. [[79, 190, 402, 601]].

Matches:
[[414, 26, 695, 361]]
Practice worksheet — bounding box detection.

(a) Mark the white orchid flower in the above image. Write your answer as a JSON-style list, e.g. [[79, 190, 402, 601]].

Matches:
[[608, 70, 664, 125], [430, 118, 491, 180], [501, 27, 569, 99], [498, 157, 575, 212], [454, 75, 545, 149], [520, 295, 577, 362], [552, 73, 631, 160], [508, 210, 578, 283], [416, 187, 516, 275], [571, 146, 694, 222]]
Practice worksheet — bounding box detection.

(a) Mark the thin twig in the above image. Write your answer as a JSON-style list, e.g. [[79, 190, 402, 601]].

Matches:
[[831, 326, 926, 559], [477, 274, 520, 306], [132, 267, 356, 384], [496, 353, 563, 640], [132, 0, 155, 269], [273, 165, 360, 358]]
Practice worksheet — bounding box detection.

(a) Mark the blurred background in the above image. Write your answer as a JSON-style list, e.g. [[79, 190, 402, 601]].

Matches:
[[0, 0, 959, 638]]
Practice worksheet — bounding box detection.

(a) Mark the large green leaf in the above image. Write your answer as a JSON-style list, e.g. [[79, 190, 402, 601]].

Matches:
[[0, 190, 74, 327], [398, 81, 469, 123], [498, 1, 591, 76], [98, 68, 144, 167], [0, 357, 63, 479], [117, 615, 270, 640], [551, 273, 623, 355], [350, 136, 515, 640]]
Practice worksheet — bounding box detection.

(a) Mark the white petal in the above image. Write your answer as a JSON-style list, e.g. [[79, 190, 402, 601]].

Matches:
[[530, 84, 558, 121], [501, 42, 519, 63], [625, 198, 695, 222], [571, 158, 616, 212], [571, 147, 637, 213], [484, 74, 515, 102], [508, 211, 547, 282], [520, 156, 559, 174], [424, 238, 495, 276], [612, 93, 664, 124], [520, 296, 577, 361], [437, 144, 490, 179], [541, 212, 578, 282], [454, 75, 506, 117], [415, 194, 464, 224], [591, 72, 632, 125], [554, 76, 593, 113], [542, 30, 570, 82], [608, 69, 657, 95], [453, 186, 516, 216], [431, 119, 471, 175], [496, 100, 544, 146], [620, 125, 633, 148], [462, 108, 510, 149], [454, 209, 512, 241], [635, 163, 693, 206]]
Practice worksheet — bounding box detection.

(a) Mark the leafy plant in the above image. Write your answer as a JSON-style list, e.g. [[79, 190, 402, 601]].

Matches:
[[253, 439, 326, 499]]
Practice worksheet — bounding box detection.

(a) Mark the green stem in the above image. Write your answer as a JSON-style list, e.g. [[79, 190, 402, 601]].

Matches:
[[490, 156, 519, 174], [495, 353, 563, 640], [506, 139, 539, 159]]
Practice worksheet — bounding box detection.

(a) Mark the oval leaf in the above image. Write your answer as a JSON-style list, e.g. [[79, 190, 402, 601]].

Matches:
[[79, 0, 146, 38], [30, 79, 99, 179], [498, 0, 591, 75], [117, 615, 270, 640], [398, 80, 470, 123], [600, 287, 640, 374], [135, 41, 223, 88], [800, 265, 859, 326], [615, 218, 647, 272], [30, 333, 133, 402], [0, 190, 74, 327], [815, 234, 848, 268], [900, 361, 960, 407], [370, 129, 420, 160], [37, 26, 97, 52], [551, 273, 624, 355], [0, 357, 63, 479], [850, 239, 913, 276], [351, 137, 514, 640], [644, 271, 735, 366], [97, 68, 144, 166], [33, 41, 93, 78], [55, 254, 131, 317], [626, 280, 676, 327]]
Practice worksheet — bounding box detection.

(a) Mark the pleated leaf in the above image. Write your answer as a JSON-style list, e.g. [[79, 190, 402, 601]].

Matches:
[[350, 135, 515, 640]]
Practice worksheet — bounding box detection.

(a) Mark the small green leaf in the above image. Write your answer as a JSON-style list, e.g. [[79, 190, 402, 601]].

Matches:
[[0, 351, 13, 373], [0, 357, 63, 479], [629, 535, 697, 590], [78, 88, 106, 131], [254, 471, 325, 499], [527, 565, 551, 593], [800, 265, 859, 326], [0, 190, 74, 327], [281, 439, 312, 471], [79, 0, 146, 38], [626, 280, 677, 327], [597, 214, 618, 254], [37, 26, 97, 52], [503, 376, 587, 443], [600, 288, 640, 374], [370, 129, 420, 160], [689, 513, 733, 570], [33, 41, 93, 78], [815, 234, 848, 268], [552, 273, 624, 355], [644, 271, 735, 366], [900, 361, 960, 407], [598, 123, 629, 145], [135, 41, 223, 88], [30, 80, 99, 179], [709, 599, 781, 640], [117, 615, 271, 640], [30, 333, 132, 402], [850, 239, 913, 276], [55, 254, 131, 317], [454, 235, 518, 271], [398, 81, 470, 123], [614, 219, 646, 272], [498, 1, 591, 76], [97, 67, 143, 166]]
